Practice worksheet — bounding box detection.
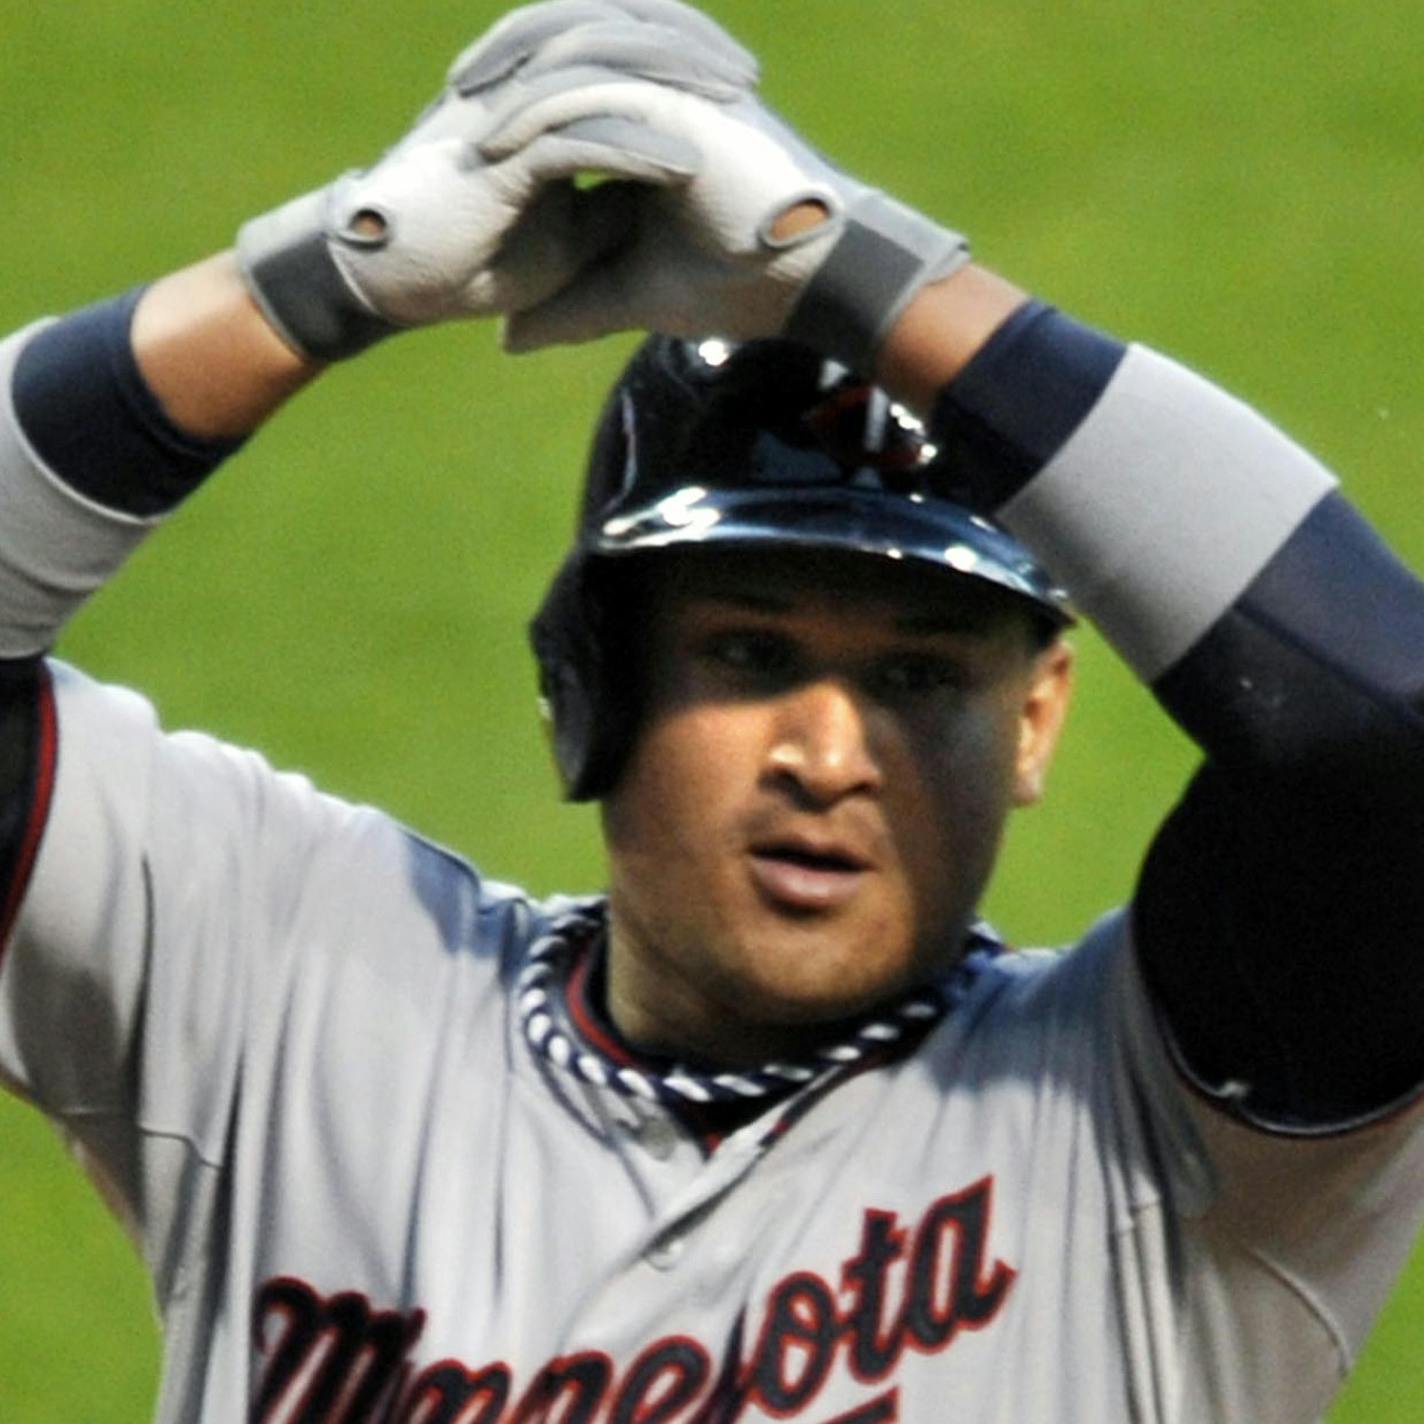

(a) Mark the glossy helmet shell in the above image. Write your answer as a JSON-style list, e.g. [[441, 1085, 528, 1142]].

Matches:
[[531, 335, 1070, 800]]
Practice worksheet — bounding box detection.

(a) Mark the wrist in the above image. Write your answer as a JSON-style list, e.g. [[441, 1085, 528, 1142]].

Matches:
[[874, 265, 1030, 412], [236, 185, 402, 363], [782, 193, 969, 376], [133, 253, 323, 439]]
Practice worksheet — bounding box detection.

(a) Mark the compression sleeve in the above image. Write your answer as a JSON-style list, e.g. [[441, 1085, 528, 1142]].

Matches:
[[931, 302, 1424, 1131]]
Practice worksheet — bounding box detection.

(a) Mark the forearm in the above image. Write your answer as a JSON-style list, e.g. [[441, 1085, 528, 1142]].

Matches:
[[874, 265, 1029, 411], [132, 252, 321, 439], [0, 262, 300, 661], [881, 278, 1347, 690]]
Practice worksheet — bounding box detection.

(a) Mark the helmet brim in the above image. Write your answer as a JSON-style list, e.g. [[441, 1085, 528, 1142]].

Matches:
[[589, 485, 1073, 626]]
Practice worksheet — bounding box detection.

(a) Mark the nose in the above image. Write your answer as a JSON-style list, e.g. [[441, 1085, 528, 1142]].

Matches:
[[763, 678, 882, 806]]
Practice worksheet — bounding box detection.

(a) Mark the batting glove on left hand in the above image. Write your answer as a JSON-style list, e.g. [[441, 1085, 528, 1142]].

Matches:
[[236, 0, 757, 361]]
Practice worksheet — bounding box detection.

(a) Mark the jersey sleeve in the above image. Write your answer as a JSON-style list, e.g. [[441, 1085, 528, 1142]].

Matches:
[[933, 304, 1424, 1132], [0, 292, 253, 978], [1049, 914, 1424, 1418], [0, 660, 383, 1282], [0, 298, 349, 1288], [1, 662, 349, 1126]]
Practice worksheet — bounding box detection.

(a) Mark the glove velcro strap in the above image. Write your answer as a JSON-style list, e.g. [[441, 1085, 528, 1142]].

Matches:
[[236, 188, 399, 362], [784, 193, 969, 375]]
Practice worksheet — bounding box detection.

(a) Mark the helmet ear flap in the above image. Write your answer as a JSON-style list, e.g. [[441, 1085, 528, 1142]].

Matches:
[[530, 555, 637, 802]]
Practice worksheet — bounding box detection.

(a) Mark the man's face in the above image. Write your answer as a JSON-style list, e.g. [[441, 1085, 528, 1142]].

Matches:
[[600, 549, 1073, 1066]]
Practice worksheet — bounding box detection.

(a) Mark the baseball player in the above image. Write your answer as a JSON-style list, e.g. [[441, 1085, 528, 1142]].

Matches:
[[2, 3, 1423, 1421]]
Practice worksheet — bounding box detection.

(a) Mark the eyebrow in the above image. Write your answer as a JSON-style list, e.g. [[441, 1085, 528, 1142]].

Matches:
[[893, 612, 1000, 639], [691, 591, 999, 639], [701, 590, 792, 613]]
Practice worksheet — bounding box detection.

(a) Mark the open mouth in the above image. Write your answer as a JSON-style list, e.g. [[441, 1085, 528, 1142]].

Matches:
[[748, 840, 870, 910], [761, 845, 864, 873]]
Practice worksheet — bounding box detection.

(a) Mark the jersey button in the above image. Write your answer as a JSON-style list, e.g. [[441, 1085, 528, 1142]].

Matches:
[[644, 1235, 685, 1270], [638, 1117, 678, 1161]]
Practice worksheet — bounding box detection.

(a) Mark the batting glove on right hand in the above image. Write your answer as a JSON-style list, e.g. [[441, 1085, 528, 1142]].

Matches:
[[236, 0, 757, 361], [483, 68, 970, 373]]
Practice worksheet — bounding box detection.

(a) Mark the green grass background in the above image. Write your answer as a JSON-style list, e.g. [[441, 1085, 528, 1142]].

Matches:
[[1, 1, 1421, 1417]]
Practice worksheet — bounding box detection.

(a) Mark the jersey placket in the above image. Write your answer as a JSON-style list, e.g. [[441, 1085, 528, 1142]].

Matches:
[[537, 956, 858, 1274]]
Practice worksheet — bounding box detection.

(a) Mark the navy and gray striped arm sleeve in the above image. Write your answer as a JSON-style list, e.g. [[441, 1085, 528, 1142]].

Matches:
[[0, 291, 244, 943], [934, 301, 1424, 1132]]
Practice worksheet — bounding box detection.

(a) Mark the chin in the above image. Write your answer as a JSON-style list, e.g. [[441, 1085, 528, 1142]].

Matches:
[[723, 930, 925, 1028], [727, 896, 974, 1022]]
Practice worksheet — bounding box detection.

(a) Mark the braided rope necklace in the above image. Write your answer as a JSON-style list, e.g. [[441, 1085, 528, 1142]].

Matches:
[[517, 899, 999, 1107]]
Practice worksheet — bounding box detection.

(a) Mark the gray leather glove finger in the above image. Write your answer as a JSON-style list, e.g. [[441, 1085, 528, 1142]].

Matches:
[[236, 2, 755, 361], [449, 0, 756, 100], [485, 76, 968, 371]]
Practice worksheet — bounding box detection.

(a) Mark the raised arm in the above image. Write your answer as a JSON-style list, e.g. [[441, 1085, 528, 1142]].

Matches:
[[0, 0, 761, 953], [480, 50, 1424, 1133], [0, 0, 765, 634], [0, 257, 305, 936], [884, 273, 1424, 1130]]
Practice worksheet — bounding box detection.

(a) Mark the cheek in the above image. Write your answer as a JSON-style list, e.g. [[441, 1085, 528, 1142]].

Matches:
[[603, 702, 759, 866], [890, 704, 1021, 900]]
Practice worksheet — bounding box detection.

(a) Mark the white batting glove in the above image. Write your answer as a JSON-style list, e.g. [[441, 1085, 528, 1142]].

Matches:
[[237, 0, 757, 361], [483, 74, 969, 372]]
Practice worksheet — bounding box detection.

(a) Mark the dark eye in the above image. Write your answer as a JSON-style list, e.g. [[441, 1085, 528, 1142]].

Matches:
[[871, 654, 965, 699], [700, 630, 793, 679]]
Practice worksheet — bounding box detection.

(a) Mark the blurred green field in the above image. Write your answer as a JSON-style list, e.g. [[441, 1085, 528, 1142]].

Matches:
[[1, 1, 1422, 1418]]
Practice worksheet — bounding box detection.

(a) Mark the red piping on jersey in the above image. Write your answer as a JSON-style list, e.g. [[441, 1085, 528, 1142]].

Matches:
[[566, 940, 642, 1069], [0, 663, 58, 965], [565, 943, 762, 1155]]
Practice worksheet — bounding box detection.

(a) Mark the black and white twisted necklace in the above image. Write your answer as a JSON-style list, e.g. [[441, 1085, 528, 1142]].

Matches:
[[517, 899, 1000, 1107]]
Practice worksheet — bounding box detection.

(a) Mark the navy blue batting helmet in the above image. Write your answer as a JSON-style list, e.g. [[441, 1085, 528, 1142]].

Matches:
[[531, 335, 1070, 800]]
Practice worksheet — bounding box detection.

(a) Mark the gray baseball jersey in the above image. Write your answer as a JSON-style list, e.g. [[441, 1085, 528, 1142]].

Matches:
[[4, 286, 1424, 1424], [1, 657, 1421, 1423]]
